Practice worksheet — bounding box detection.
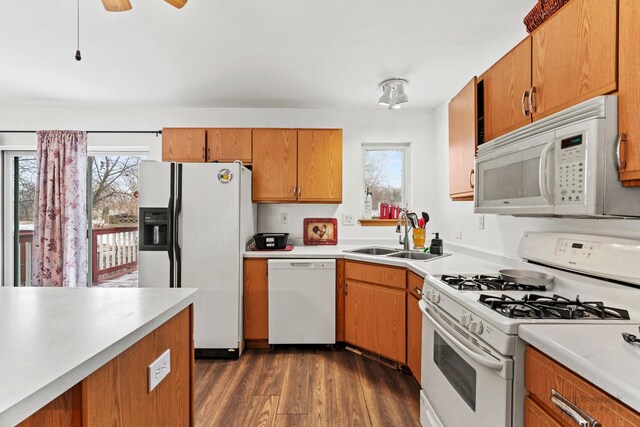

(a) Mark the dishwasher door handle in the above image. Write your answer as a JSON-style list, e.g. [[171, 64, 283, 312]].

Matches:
[[289, 262, 319, 268]]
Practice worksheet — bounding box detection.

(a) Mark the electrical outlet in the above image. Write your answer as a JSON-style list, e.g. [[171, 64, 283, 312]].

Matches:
[[342, 213, 356, 226], [454, 230, 462, 240], [478, 214, 485, 230], [148, 349, 171, 392], [280, 213, 289, 225]]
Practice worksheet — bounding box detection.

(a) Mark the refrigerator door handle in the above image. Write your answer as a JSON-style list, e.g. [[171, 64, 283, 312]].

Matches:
[[175, 164, 183, 288], [168, 163, 176, 288]]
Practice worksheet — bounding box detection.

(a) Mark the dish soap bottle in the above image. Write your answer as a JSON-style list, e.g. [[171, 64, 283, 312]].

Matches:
[[364, 188, 373, 219], [430, 233, 443, 255]]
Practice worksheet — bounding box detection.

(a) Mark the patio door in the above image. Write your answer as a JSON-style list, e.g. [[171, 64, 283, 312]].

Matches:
[[3, 151, 144, 287]]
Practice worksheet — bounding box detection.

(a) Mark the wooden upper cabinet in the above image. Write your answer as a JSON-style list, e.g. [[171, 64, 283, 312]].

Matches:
[[531, 0, 617, 120], [206, 128, 252, 163], [297, 129, 343, 202], [252, 129, 298, 202], [483, 37, 532, 142], [448, 77, 477, 200], [619, 0, 640, 184], [162, 128, 207, 162]]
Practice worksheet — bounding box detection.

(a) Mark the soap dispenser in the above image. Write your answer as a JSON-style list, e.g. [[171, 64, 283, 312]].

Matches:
[[430, 233, 443, 255]]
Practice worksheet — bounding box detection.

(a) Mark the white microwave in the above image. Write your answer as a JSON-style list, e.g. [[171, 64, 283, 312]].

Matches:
[[475, 96, 640, 218]]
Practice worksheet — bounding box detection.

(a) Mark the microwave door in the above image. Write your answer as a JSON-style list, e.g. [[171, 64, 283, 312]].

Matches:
[[475, 136, 555, 215]]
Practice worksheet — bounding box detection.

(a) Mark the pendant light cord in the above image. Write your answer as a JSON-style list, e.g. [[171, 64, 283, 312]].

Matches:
[[75, 0, 82, 61]]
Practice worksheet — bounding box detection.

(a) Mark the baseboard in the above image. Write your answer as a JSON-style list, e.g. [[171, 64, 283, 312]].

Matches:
[[194, 348, 239, 359]]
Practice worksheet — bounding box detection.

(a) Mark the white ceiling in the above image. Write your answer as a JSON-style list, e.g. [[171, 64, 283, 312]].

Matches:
[[0, 0, 534, 110]]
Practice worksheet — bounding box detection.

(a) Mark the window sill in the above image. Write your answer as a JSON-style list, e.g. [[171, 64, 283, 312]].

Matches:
[[358, 219, 404, 227]]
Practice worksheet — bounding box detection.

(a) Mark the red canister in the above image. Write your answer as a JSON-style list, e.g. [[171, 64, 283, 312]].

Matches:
[[379, 202, 389, 219]]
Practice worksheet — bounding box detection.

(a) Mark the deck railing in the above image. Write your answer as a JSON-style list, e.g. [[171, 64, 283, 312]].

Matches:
[[18, 227, 138, 286]]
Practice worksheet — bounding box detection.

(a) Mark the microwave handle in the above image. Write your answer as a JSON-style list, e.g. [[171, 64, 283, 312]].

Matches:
[[539, 140, 555, 204]]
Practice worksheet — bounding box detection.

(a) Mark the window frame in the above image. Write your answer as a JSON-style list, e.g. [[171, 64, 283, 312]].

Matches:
[[361, 143, 411, 216]]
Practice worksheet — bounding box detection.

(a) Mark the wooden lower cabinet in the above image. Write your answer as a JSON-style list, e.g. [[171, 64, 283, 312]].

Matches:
[[524, 397, 561, 427], [406, 272, 423, 381], [406, 293, 422, 382], [345, 280, 406, 363], [243, 258, 269, 343], [525, 346, 640, 427], [20, 306, 194, 427]]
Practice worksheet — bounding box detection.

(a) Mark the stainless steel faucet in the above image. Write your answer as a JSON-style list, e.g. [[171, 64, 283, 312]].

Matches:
[[396, 210, 410, 250]]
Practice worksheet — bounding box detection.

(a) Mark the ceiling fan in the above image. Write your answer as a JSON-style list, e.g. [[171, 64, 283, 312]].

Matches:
[[101, 0, 187, 12]]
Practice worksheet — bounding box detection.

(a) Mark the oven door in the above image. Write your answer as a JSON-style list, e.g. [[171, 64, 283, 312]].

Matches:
[[420, 300, 513, 427], [475, 132, 555, 215]]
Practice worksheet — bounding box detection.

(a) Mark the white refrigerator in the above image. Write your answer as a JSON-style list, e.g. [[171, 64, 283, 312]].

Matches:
[[138, 161, 256, 358]]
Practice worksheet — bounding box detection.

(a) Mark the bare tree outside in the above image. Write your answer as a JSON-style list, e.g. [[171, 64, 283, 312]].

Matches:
[[17, 157, 37, 225], [364, 149, 404, 214], [91, 156, 141, 228]]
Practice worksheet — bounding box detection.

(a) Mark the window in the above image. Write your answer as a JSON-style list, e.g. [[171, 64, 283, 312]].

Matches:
[[363, 144, 409, 216], [3, 150, 146, 287]]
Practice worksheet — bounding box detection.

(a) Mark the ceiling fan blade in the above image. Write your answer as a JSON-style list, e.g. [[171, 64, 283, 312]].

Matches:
[[164, 0, 188, 9], [101, 0, 133, 12]]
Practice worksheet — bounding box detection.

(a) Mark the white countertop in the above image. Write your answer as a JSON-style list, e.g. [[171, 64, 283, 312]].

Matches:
[[0, 287, 197, 426], [244, 243, 516, 279], [519, 324, 640, 412]]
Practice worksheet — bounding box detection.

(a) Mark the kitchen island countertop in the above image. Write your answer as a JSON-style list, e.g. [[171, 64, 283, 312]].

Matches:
[[0, 287, 197, 426]]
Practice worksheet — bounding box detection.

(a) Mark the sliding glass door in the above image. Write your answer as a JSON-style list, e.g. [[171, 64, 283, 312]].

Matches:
[[2, 150, 145, 287]]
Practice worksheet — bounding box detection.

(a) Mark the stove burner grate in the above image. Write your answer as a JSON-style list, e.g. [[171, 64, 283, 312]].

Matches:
[[440, 274, 547, 292], [479, 293, 631, 320]]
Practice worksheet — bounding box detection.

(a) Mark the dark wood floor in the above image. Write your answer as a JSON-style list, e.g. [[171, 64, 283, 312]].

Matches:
[[194, 347, 421, 427]]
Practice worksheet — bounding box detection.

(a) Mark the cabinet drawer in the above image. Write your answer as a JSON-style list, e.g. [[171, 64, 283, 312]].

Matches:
[[407, 271, 424, 295], [524, 397, 561, 427], [345, 261, 406, 289], [525, 347, 640, 426]]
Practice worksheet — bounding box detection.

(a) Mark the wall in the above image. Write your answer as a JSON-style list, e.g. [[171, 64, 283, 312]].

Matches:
[[426, 103, 640, 258], [0, 106, 432, 243]]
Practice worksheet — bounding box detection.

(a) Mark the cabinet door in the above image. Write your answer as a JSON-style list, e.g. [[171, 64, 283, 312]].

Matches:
[[162, 128, 206, 162], [531, 0, 617, 120], [483, 37, 532, 142], [345, 281, 406, 363], [448, 78, 477, 200], [206, 128, 252, 163], [619, 0, 640, 184], [524, 397, 561, 427], [243, 259, 268, 340], [406, 293, 422, 382], [297, 129, 343, 202], [252, 129, 298, 202]]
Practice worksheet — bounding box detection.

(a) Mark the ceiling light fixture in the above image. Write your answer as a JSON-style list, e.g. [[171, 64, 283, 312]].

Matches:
[[378, 78, 409, 109]]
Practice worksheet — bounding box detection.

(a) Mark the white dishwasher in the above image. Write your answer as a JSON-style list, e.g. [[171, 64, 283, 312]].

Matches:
[[268, 259, 336, 344]]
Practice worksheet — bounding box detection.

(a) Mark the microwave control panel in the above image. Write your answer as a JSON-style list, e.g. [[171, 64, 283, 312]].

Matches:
[[556, 134, 585, 204]]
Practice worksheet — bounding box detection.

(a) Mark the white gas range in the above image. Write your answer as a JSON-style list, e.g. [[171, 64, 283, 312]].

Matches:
[[418, 232, 640, 427]]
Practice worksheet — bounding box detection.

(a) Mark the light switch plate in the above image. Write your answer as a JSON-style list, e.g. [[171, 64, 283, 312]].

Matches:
[[478, 214, 485, 230], [148, 349, 171, 393], [280, 213, 289, 225], [454, 230, 462, 240]]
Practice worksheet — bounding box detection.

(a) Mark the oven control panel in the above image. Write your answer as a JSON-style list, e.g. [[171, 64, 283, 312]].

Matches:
[[556, 134, 586, 205], [554, 238, 602, 262]]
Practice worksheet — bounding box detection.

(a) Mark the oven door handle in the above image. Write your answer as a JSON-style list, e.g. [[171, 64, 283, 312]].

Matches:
[[539, 139, 555, 205], [420, 303, 505, 371]]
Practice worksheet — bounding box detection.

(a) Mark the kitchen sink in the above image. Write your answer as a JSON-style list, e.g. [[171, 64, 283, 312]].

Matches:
[[346, 247, 400, 256], [386, 252, 448, 260]]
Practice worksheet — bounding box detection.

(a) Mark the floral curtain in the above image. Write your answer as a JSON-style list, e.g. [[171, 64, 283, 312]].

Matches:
[[31, 130, 88, 287]]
